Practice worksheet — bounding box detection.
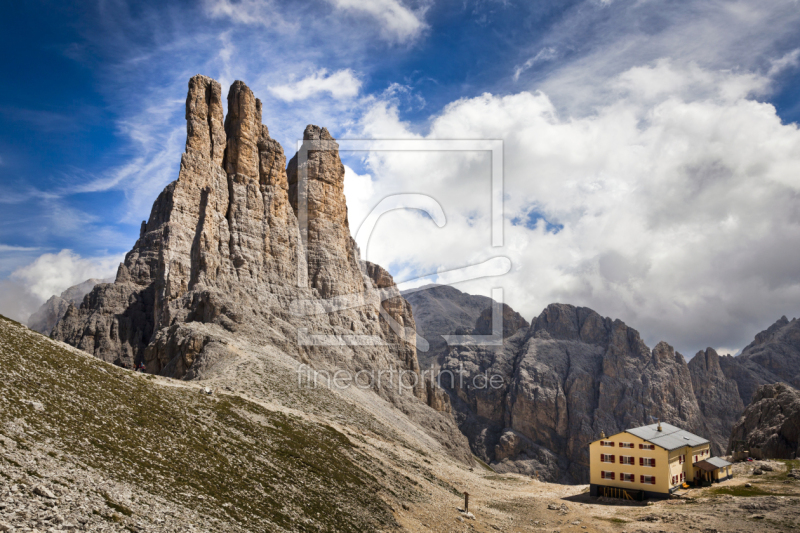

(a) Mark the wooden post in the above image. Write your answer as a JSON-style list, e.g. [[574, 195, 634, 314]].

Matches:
[[464, 492, 469, 513]]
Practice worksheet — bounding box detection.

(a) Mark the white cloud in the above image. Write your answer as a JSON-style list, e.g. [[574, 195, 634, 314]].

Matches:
[[327, 0, 428, 43], [347, 59, 800, 356], [768, 48, 800, 77], [0, 244, 39, 253], [203, 0, 294, 30], [343, 164, 375, 240], [513, 47, 557, 81], [269, 69, 362, 102], [11, 249, 122, 302]]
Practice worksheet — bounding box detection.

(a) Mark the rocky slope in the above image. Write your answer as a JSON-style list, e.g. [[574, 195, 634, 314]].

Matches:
[[27, 278, 110, 335], [728, 382, 800, 459], [50, 75, 470, 463], [11, 316, 797, 533], [0, 314, 483, 532], [719, 316, 800, 405]]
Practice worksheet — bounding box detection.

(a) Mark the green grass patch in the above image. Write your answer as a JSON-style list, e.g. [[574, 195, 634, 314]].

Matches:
[[594, 516, 630, 524], [474, 456, 495, 472], [709, 485, 796, 497], [484, 474, 525, 483]]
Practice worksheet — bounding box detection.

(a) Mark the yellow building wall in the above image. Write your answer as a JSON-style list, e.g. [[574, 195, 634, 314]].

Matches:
[[589, 432, 671, 494], [590, 431, 714, 494]]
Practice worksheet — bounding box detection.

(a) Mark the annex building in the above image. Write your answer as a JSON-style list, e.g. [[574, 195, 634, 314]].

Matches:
[[589, 422, 732, 500]]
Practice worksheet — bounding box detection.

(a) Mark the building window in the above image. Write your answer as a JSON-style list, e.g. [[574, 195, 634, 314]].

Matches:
[[680, 473, 685, 482], [640, 475, 656, 485], [601, 471, 615, 480], [639, 443, 655, 450], [601, 454, 615, 463], [620, 456, 635, 465], [619, 442, 634, 449], [640, 457, 656, 467], [621, 473, 635, 482], [678, 455, 684, 464], [600, 440, 615, 447]]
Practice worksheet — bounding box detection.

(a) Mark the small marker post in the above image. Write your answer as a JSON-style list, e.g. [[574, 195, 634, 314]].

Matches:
[[464, 492, 469, 513]]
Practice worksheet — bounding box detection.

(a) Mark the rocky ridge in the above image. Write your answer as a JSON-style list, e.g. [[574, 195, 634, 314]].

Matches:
[[440, 303, 717, 483], [719, 316, 800, 406], [27, 278, 110, 336], [728, 382, 800, 459], [688, 347, 745, 455], [405, 288, 756, 482], [51, 75, 470, 463]]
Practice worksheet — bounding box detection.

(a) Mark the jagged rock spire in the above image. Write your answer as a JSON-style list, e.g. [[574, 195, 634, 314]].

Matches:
[[287, 125, 364, 299], [185, 75, 226, 166], [51, 75, 472, 464]]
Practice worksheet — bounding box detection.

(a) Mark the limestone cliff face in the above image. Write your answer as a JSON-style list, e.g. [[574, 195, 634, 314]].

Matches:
[[719, 316, 800, 405], [688, 347, 744, 455], [438, 303, 715, 482], [728, 382, 800, 459], [52, 75, 471, 462], [28, 278, 109, 336]]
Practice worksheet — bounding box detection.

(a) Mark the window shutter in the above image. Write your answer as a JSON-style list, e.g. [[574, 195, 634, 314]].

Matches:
[[640, 475, 644, 483], [652, 458, 656, 467], [639, 443, 643, 449], [611, 455, 615, 463], [639, 457, 643, 466], [611, 472, 615, 480], [651, 477, 656, 485]]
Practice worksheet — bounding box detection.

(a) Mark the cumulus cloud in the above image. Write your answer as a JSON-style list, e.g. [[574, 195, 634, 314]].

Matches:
[[326, 0, 428, 43], [0, 249, 121, 324], [349, 60, 800, 356], [11, 250, 121, 302], [269, 69, 362, 102]]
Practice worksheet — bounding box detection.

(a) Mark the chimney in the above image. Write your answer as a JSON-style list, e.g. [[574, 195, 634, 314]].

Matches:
[[600, 431, 606, 439], [657, 420, 662, 432]]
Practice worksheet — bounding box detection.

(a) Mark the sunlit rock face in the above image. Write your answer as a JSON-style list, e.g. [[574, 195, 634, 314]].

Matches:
[[52, 75, 472, 463]]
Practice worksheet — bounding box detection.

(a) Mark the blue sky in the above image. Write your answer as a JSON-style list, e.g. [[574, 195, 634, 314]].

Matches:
[[2, 0, 800, 357]]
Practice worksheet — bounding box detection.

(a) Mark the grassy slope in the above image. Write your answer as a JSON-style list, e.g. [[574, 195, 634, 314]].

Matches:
[[0, 315, 400, 532]]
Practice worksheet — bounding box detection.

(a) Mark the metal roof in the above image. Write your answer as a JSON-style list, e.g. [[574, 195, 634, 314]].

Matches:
[[702, 457, 732, 469], [694, 460, 718, 472], [624, 422, 710, 451]]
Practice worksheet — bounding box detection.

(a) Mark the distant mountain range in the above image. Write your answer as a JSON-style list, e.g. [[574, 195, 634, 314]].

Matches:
[[404, 284, 800, 482]]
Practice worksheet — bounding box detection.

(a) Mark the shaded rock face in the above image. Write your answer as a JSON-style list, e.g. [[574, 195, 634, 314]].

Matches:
[[28, 279, 110, 335], [719, 316, 800, 405], [438, 303, 716, 483], [52, 75, 471, 463], [688, 347, 744, 455], [402, 285, 494, 368], [728, 382, 800, 459], [473, 303, 530, 337]]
